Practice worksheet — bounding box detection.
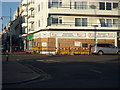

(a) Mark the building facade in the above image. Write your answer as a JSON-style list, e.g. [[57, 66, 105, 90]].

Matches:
[[17, 0, 120, 54]]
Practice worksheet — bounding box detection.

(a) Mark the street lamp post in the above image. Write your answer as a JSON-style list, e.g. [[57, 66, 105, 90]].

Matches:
[[93, 25, 98, 52], [93, 25, 98, 45], [90, 5, 98, 51], [9, 8, 12, 53]]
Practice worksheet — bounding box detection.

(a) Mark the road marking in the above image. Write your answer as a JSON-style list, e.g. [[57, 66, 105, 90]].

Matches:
[[90, 69, 102, 74], [36, 60, 61, 63], [36, 60, 44, 62]]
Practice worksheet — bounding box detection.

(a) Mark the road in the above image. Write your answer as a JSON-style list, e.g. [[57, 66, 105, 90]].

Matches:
[[2, 54, 120, 88]]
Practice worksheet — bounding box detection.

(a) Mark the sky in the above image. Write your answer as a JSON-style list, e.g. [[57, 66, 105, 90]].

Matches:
[[0, 1, 20, 31]]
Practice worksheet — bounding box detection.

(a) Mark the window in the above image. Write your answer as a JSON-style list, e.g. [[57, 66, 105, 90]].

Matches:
[[97, 44, 105, 47], [48, 0, 51, 8], [30, 11, 34, 17], [59, 0, 62, 7], [99, 2, 105, 10], [52, 0, 58, 7], [51, 17, 62, 24], [113, 19, 118, 24], [113, 3, 118, 8], [31, 23, 34, 31], [113, 19, 118, 27], [48, 0, 62, 8], [106, 3, 111, 10], [59, 17, 62, 24], [38, 20, 40, 27], [109, 44, 115, 48], [106, 19, 112, 27], [52, 17, 58, 24], [38, 5, 40, 12], [74, 2, 87, 9], [99, 19, 106, 27], [100, 19, 118, 27], [75, 18, 87, 26], [99, 2, 112, 10], [51, 0, 62, 7], [82, 18, 87, 26], [75, 18, 82, 26]]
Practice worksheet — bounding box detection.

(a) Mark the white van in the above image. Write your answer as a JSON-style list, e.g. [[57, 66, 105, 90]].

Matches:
[[91, 43, 120, 55]]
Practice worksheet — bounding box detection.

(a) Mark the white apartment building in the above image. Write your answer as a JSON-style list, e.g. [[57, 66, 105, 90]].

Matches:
[[20, 0, 120, 54]]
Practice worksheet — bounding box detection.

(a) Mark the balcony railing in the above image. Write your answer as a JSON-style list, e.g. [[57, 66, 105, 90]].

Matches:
[[28, 14, 34, 18], [48, 22, 119, 28], [48, 4, 119, 11]]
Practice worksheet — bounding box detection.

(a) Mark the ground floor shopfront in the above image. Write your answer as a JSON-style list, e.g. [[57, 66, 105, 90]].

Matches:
[[26, 31, 117, 55]]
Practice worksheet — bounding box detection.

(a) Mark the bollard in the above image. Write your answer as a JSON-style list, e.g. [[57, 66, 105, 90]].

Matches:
[[6, 54, 8, 61], [6, 50, 9, 61]]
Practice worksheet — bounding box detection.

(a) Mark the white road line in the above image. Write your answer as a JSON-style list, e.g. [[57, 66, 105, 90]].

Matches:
[[90, 69, 102, 74], [36, 60, 61, 63], [36, 60, 44, 62]]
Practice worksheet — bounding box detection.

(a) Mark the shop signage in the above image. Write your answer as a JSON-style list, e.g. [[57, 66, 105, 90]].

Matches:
[[50, 32, 115, 38], [33, 31, 116, 39], [27, 34, 33, 40]]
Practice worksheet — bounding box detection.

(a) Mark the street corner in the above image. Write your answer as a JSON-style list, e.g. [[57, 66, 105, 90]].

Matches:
[[2, 61, 41, 84]]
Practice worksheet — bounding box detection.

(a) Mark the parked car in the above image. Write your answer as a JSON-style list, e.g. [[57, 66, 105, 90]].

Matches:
[[91, 43, 120, 55]]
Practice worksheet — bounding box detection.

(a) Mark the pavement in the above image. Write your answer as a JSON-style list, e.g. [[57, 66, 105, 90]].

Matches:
[[2, 60, 41, 84]]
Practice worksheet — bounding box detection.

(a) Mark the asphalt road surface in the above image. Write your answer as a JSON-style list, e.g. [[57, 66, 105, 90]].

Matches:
[[3, 54, 120, 88]]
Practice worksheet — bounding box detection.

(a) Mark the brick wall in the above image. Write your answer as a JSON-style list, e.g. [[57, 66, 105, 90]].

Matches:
[[33, 38, 115, 52], [33, 38, 56, 52]]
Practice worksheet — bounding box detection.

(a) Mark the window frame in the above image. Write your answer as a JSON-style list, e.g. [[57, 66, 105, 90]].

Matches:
[[74, 1, 88, 9], [106, 19, 112, 27], [38, 20, 40, 27], [38, 4, 40, 12], [99, 19, 106, 27], [99, 2, 115, 10], [99, 19, 119, 27], [99, 2, 105, 10], [113, 3, 118, 8], [75, 18, 87, 27], [49, 0, 62, 8], [52, 17, 58, 24], [106, 2, 112, 10]]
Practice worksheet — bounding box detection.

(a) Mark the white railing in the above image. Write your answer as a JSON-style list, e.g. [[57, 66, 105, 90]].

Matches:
[[48, 22, 119, 28]]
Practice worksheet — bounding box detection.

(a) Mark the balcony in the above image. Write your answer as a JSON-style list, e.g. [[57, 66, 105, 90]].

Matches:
[[48, 5, 119, 16], [22, 11, 27, 17], [28, 4, 34, 11], [22, 23, 27, 28], [28, 18, 34, 23], [47, 22, 119, 30], [21, 0, 29, 6], [28, 15, 34, 23]]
